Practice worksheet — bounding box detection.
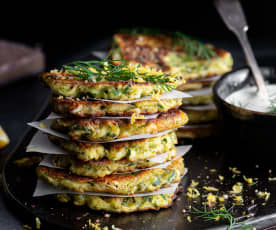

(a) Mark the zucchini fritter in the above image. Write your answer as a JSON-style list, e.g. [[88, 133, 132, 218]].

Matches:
[[48, 131, 177, 161], [36, 158, 185, 195], [56, 192, 177, 213], [41, 66, 183, 100], [51, 148, 176, 178], [51, 95, 182, 117], [51, 109, 188, 141], [111, 33, 233, 81]]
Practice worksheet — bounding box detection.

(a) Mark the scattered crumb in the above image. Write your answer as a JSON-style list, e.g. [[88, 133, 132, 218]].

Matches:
[[233, 195, 244, 205], [243, 176, 253, 185], [230, 182, 243, 194], [229, 167, 241, 174], [203, 186, 219, 192], [186, 187, 200, 199], [35, 217, 41, 229], [218, 175, 224, 181], [256, 191, 270, 201], [206, 193, 217, 205]]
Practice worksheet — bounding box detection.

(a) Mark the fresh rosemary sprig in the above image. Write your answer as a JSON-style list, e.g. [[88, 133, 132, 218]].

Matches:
[[118, 27, 217, 59], [62, 58, 175, 91], [189, 206, 254, 230]]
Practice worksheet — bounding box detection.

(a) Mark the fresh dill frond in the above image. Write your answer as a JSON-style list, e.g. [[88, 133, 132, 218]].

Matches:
[[172, 31, 217, 60], [118, 27, 217, 59], [62, 57, 175, 92], [189, 205, 254, 230]]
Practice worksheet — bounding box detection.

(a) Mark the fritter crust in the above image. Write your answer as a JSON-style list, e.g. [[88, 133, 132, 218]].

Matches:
[[56, 192, 177, 213], [36, 158, 185, 195], [51, 109, 188, 141], [48, 131, 177, 161], [41, 71, 182, 100], [111, 33, 233, 80], [52, 148, 176, 178], [51, 95, 182, 117]]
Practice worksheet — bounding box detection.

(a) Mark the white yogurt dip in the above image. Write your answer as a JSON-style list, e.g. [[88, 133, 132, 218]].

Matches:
[[226, 85, 276, 113]]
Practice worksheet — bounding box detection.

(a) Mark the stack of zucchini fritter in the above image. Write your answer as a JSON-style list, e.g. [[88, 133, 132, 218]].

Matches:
[[33, 60, 190, 213], [110, 30, 233, 139]]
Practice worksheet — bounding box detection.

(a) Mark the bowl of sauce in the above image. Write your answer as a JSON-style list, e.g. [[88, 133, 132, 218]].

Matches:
[[213, 67, 276, 148]]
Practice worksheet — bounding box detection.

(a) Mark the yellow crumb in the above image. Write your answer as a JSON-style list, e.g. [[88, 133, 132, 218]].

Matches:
[[186, 187, 200, 199], [0, 125, 9, 149], [256, 191, 270, 201], [207, 193, 217, 204], [190, 180, 199, 188], [243, 176, 253, 184], [203, 186, 219, 192], [230, 182, 243, 194], [230, 167, 241, 174], [35, 217, 41, 229], [218, 175, 224, 181]]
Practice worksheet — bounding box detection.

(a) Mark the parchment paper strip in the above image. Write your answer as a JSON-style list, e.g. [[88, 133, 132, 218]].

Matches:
[[33, 169, 188, 197], [39, 145, 191, 172], [47, 112, 160, 120], [27, 119, 176, 143]]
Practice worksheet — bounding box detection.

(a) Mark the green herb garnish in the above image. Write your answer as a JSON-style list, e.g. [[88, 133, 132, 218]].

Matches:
[[62, 57, 175, 92], [119, 27, 217, 59], [189, 206, 254, 230]]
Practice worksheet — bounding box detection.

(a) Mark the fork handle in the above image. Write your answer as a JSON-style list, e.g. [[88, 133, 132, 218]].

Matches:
[[235, 29, 267, 96]]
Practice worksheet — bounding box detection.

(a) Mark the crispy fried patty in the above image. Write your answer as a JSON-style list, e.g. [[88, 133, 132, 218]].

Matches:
[[48, 131, 177, 161], [51, 109, 188, 141], [111, 33, 233, 81], [41, 71, 182, 100], [51, 95, 182, 117], [51, 148, 176, 178], [36, 157, 185, 195], [56, 192, 177, 213]]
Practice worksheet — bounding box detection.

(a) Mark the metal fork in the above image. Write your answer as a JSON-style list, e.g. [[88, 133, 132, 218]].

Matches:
[[214, 0, 268, 97]]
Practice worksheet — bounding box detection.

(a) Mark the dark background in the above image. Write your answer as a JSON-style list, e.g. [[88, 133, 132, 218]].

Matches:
[[1, 1, 276, 69]]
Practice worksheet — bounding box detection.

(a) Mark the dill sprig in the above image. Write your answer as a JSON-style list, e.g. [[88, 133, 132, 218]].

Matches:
[[118, 27, 217, 59], [189, 206, 254, 230], [62, 57, 175, 92]]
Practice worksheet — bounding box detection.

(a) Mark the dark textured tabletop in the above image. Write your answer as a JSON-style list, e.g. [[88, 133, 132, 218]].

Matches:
[[0, 39, 275, 229]]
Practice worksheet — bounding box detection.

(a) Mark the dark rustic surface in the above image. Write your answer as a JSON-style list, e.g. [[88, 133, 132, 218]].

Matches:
[[1, 39, 276, 229]]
